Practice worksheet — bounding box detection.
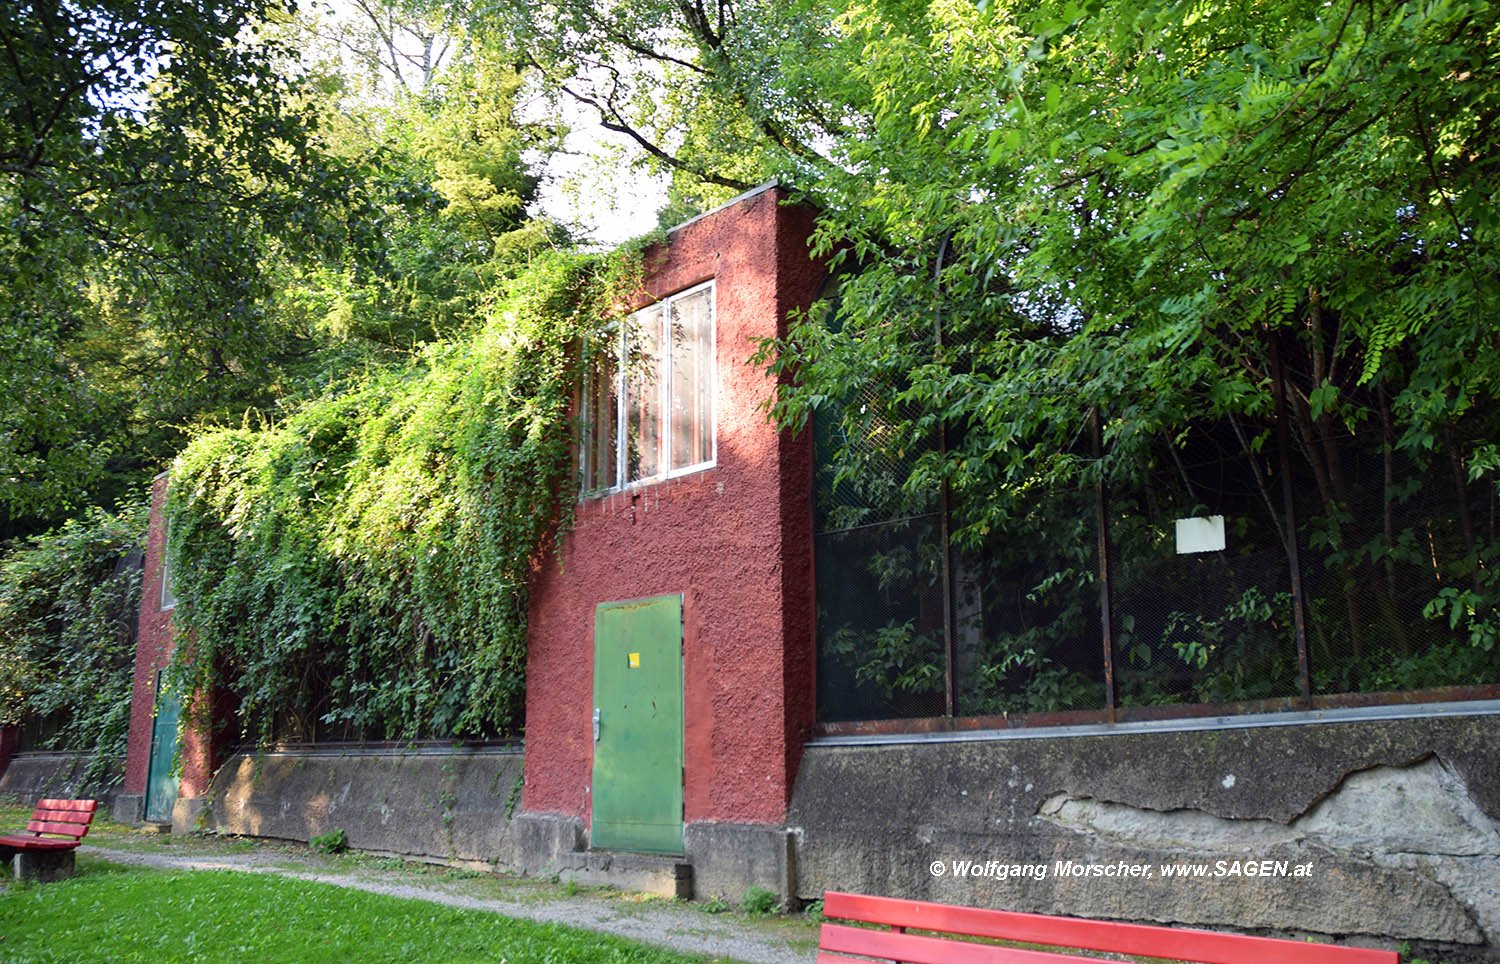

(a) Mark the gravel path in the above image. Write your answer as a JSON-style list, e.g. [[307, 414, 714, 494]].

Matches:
[[79, 845, 812, 964]]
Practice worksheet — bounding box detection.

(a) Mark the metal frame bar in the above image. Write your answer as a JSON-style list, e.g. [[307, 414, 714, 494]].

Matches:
[[810, 692, 1500, 745]]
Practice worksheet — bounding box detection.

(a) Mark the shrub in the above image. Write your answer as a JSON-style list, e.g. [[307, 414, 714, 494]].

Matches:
[[739, 886, 780, 917], [0, 505, 144, 787], [310, 828, 348, 854]]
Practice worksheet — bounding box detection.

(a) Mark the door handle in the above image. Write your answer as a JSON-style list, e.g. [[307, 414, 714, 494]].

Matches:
[[593, 708, 601, 744]]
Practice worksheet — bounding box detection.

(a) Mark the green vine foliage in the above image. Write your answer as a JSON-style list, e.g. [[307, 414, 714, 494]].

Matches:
[[0, 506, 144, 786], [165, 247, 649, 744]]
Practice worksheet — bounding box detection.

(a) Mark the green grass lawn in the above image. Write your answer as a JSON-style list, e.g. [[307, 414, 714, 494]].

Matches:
[[0, 858, 733, 963]]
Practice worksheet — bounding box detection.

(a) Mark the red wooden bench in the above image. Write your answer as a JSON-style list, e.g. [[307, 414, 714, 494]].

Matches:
[[0, 798, 98, 881], [818, 890, 1400, 963]]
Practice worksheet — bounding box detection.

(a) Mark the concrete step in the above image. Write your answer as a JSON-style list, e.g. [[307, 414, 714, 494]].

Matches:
[[555, 850, 693, 899]]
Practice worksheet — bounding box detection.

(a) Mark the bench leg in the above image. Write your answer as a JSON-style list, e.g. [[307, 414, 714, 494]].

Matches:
[[13, 849, 76, 882]]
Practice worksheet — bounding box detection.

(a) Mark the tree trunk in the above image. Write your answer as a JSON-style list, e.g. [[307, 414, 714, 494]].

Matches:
[[1377, 387, 1411, 657], [1284, 378, 1366, 663], [1379, 387, 1397, 598], [1444, 425, 1478, 591]]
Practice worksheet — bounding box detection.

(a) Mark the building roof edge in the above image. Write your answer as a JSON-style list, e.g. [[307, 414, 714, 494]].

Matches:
[[663, 181, 785, 236]]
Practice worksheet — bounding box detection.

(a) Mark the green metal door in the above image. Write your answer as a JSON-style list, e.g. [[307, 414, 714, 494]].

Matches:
[[591, 594, 684, 854], [144, 672, 182, 823]]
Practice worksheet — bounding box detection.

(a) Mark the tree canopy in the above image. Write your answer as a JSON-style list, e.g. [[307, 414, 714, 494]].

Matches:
[[0, 0, 564, 743], [1, 1, 376, 531], [0, 0, 558, 538], [743, 0, 1500, 707], [3, 0, 1497, 740]]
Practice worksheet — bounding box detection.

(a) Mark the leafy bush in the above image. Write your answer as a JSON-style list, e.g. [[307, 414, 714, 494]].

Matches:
[[310, 828, 348, 854], [0, 506, 144, 786], [739, 886, 780, 916], [698, 895, 730, 914]]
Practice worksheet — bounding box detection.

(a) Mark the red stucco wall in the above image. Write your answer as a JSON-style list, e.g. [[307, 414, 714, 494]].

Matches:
[[123, 474, 216, 800], [774, 202, 821, 799], [523, 186, 823, 828], [123, 475, 173, 796]]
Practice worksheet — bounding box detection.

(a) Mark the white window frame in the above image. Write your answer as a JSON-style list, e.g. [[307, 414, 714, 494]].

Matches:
[[160, 524, 177, 612], [583, 280, 717, 493]]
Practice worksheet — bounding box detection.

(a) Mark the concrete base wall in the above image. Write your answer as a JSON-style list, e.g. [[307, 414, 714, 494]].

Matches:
[[173, 795, 210, 834], [204, 746, 523, 864], [684, 821, 796, 906], [0, 752, 120, 805], [111, 793, 143, 825], [200, 754, 794, 901], [787, 709, 1500, 963], [507, 811, 585, 876], [508, 812, 792, 903]]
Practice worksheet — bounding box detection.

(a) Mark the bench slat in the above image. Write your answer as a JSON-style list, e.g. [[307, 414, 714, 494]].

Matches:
[[822, 892, 1400, 964], [820, 923, 1105, 964], [26, 820, 90, 838], [36, 799, 97, 813], [0, 835, 80, 851], [31, 809, 93, 825]]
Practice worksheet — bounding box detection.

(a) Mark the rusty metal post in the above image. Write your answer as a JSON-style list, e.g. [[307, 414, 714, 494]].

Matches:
[[939, 464, 957, 718], [1091, 410, 1118, 722], [933, 234, 959, 718], [1269, 339, 1313, 701]]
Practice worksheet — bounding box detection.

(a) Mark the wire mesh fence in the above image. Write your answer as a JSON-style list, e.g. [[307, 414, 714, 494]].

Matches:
[[815, 515, 949, 722], [1295, 426, 1500, 696], [812, 384, 1500, 725], [1109, 424, 1304, 708], [952, 486, 1107, 716]]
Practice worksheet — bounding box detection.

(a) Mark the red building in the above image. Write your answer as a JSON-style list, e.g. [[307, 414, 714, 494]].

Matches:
[[518, 185, 823, 892]]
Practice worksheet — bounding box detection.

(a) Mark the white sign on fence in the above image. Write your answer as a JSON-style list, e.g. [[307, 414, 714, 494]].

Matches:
[[1175, 515, 1226, 554]]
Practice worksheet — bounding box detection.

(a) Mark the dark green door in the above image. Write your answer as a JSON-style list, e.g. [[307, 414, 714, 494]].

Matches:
[[591, 595, 684, 854], [144, 672, 182, 823]]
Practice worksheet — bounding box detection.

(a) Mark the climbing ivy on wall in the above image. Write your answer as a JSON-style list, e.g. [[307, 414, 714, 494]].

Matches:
[[164, 247, 653, 744]]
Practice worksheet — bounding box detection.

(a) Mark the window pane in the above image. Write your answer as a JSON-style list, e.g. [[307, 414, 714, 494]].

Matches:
[[669, 287, 713, 471], [625, 305, 663, 482], [582, 335, 618, 491], [161, 522, 177, 611]]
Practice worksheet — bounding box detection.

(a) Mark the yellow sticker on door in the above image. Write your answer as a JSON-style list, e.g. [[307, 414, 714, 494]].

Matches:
[[628, 652, 640, 668]]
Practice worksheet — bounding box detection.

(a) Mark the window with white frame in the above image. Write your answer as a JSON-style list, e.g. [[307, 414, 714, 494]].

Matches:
[[160, 523, 177, 611], [582, 281, 715, 492]]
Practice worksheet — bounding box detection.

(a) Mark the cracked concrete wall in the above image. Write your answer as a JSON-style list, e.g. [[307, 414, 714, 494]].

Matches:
[[786, 712, 1500, 962], [1042, 757, 1500, 945]]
